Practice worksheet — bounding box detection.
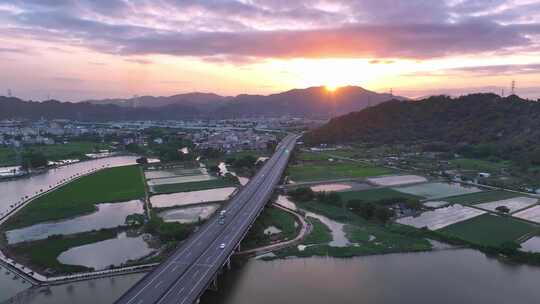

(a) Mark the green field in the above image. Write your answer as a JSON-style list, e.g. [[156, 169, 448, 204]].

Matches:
[[339, 188, 422, 205], [281, 200, 432, 258], [289, 162, 391, 182], [0, 147, 17, 166], [4, 165, 145, 229], [450, 158, 510, 172], [242, 207, 299, 249], [441, 191, 521, 205], [303, 217, 332, 245], [440, 214, 537, 247], [8, 229, 117, 274], [151, 178, 238, 194]]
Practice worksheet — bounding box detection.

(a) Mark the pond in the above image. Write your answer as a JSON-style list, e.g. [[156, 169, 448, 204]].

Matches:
[[0, 156, 138, 216], [310, 183, 352, 192], [393, 182, 482, 199], [144, 167, 206, 179], [201, 249, 540, 304], [57, 232, 154, 270], [147, 174, 214, 186], [520, 237, 540, 253], [150, 188, 236, 208], [5, 200, 144, 244], [158, 204, 220, 224]]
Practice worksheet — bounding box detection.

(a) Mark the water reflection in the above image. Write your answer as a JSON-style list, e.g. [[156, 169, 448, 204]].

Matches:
[[150, 188, 236, 208], [0, 156, 138, 216], [5, 200, 144, 244], [11, 272, 145, 304], [57, 232, 154, 270], [393, 182, 482, 199], [202, 250, 540, 304], [0, 267, 29, 302], [158, 204, 220, 224]]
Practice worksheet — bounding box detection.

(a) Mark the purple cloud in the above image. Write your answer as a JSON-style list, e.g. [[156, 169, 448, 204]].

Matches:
[[0, 0, 539, 62]]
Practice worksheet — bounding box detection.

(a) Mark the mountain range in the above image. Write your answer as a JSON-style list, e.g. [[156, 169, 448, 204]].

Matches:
[[0, 86, 401, 121]]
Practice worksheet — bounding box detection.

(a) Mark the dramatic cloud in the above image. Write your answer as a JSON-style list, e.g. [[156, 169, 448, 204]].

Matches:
[[1, 0, 539, 62]]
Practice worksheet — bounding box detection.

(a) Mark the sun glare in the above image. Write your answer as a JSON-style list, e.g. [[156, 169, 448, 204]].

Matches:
[[325, 84, 339, 92]]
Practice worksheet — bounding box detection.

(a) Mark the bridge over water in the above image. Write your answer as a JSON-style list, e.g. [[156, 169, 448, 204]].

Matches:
[[115, 134, 298, 304]]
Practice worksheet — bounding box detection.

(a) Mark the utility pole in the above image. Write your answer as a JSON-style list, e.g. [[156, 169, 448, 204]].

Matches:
[[501, 88, 504, 97]]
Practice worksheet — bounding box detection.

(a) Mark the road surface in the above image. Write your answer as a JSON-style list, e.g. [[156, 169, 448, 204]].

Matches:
[[115, 134, 297, 304]]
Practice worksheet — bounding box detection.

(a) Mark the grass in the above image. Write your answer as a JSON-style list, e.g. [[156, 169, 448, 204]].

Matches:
[[3, 165, 145, 229], [271, 199, 432, 259], [8, 229, 117, 274], [303, 217, 332, 244], [441, 190, 522, 205], [242, 207, 299, 249], [289, 161, 391, 182], [0, 147, 17, 166], [439, 214, 537, 247], [151, 178, 238, 194], [450, 158, 509, 172], [339, 188, 423, 205], [38, 141, 110, 160]]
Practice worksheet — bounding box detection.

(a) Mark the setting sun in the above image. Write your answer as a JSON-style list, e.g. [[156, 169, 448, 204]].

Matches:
[[325, 84, 339, 92]]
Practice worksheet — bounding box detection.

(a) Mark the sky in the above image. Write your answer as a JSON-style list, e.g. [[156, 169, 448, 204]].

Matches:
[[1, 0, 540, 101]]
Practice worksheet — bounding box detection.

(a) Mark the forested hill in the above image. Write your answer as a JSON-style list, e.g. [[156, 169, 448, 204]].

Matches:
[[306, 94, 540, 161]]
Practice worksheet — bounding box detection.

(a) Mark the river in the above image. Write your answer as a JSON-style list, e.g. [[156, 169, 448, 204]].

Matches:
[[0, 156, 138, 216], [5, 248, 540, 303], [201, 249, 540, 304]]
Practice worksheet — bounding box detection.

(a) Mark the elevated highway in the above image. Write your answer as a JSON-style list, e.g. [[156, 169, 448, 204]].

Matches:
[[116, 134, 298, 304]]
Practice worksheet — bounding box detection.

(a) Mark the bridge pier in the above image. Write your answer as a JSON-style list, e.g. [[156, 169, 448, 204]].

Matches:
[[226, 258, 231, 270], [209, 275, 219, 291]]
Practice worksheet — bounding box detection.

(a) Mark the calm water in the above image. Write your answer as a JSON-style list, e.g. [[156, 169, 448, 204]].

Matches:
[[521, 237, 540, 253], [5, 200, 144, 244], [0, 156, 138, 216], [202, 250, 540, 304], [9, 273, 145, 304], [158, 204, 220, 224], [5, 248, 540, 303], [150, 188, 236, 208], [310, 183, 352, 192], [393, 182, 482, 199], [57, 232, 154, 270], [0, 266, 29, 302]]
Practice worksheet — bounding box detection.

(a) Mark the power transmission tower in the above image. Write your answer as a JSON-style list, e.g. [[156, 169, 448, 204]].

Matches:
[[501, 88, 504, 97], [511, 80, 516, 95], [7, 88, 12, 97], [390, 88, 393, 96]]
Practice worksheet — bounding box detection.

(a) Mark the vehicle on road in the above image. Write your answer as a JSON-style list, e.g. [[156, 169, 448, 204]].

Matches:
[[219, 243, 226, 249]]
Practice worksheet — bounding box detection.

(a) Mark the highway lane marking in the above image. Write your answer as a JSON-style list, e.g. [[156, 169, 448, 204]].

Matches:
[[155, 280, 164, 289], [142, 138, 297, 304], [166, 150, 294, 304], [171, 265, 179, 272], [176, 287, 185, 296]]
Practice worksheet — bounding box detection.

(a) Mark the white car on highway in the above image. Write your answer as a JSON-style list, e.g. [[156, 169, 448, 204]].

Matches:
[[219, 243, 226, 249]]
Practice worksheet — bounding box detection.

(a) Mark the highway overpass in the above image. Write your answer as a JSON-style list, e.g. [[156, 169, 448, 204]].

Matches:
[[116, 134, 298, 304]]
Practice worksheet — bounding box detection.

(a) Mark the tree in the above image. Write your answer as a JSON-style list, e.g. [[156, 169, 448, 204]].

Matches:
[[288, 187, 315, 202], [22, 150, 47, 169]]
